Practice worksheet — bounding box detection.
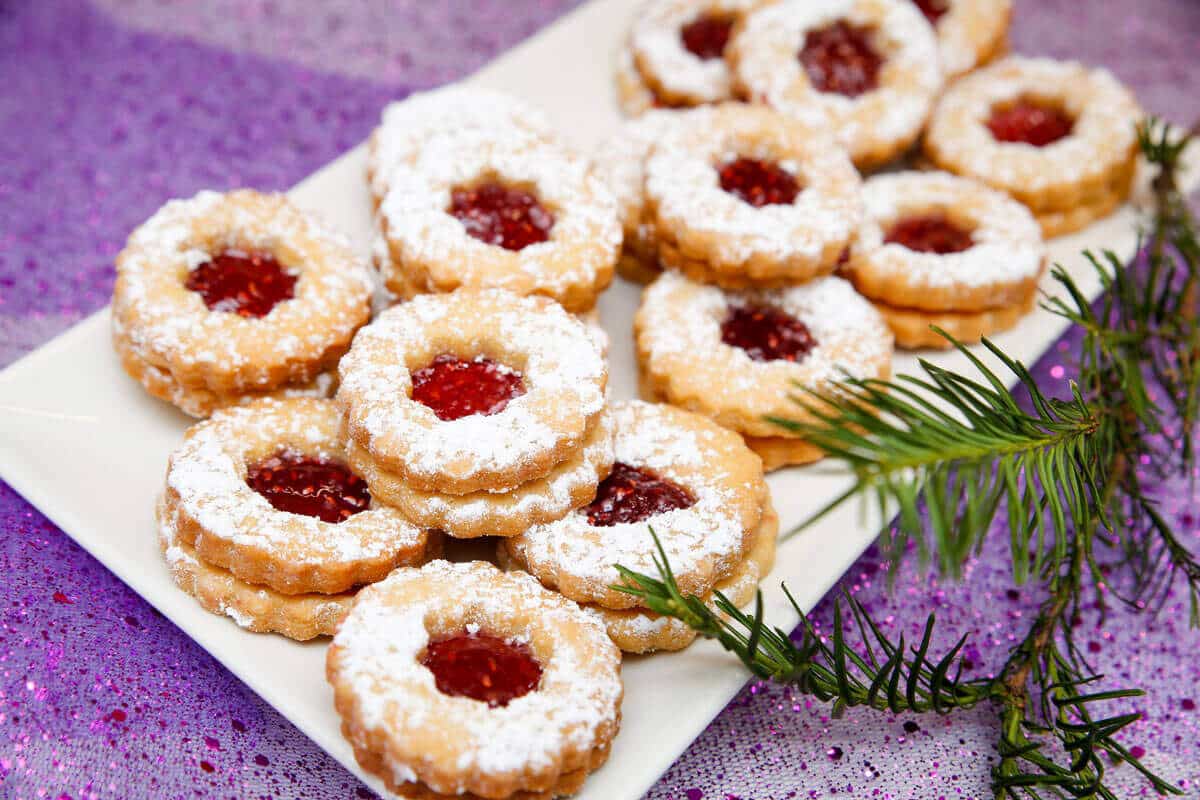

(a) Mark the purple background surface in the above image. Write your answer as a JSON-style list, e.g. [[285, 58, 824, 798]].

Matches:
[[2, 1, 1199, 798]]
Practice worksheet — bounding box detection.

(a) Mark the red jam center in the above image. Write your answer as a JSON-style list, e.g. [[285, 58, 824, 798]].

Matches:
[[912, 0, 950, 24], [184, 250, 297, 318], [680, 14, 734, 60], [718, 158, 801, 207], [449, 183, 555, 251], [421, 632, 542, 708], [411, 354, 526, 422], [584, 462, 696, 527], [986, 101, 1074, 147], [721, 304, 817, 363], [245, 450, 370, 524], [799, 21, 882, 98], [885, 214, 974, 254]]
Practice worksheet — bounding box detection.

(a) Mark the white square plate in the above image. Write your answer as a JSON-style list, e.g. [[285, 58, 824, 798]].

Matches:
[[0, 2, 1190, 797]]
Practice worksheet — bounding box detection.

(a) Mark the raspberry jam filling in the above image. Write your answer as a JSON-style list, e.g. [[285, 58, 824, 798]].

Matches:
[[912, 0, 950, 24], [799, 21, 883, 98], [421, 632, 542, 708], [245, 450, 370, 524], [584, 462, 696, 527], [885, 214, 975, 254], [680, 13, 734, 60], [411, 354, 526, 421], [718, 158, 801, 207], [185, 250, 297, 318], [449, 183, 555, 251], [722, 304, 817, 363], [987, 101, 1074, 147]]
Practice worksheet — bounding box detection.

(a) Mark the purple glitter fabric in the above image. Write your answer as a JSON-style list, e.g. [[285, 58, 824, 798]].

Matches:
[[1, 1, 1198, 799]]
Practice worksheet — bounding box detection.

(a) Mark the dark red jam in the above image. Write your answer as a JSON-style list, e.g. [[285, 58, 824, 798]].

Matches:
[[885, 214, 974, 254], [799, 21, 883, 97], [912, 0, 950, 24], [245, 450, 370, 524], [680, 14, 734, 60], [449, 183, 555, 251], [421, 632, 542, 707], [721, 304, 817, 363], [718, 157, 801, 207], [411, 354, 526, 422], [986, 101, 1074, 147], [185, 250, 297, 318], [584, 462, 695, 527]]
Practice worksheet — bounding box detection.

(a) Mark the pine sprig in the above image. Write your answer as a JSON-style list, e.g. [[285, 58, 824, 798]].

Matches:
[[614, 118, 1199, 799]]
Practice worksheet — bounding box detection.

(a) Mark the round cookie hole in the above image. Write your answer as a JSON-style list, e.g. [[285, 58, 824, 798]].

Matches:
[[721, 303, 817, 363], [912, 0, 950, 24], [680, 13, 735, 60], [448, 181, 556, 251], [885, 213, 976, 254], [244, 449, 371, 524], [986, 98, 1075, 147], [798, 20, 883, 98], [583, 462, 696, 527], [184, 250, 297, 318], [421, 631, 543, 708], [411, 354, 527, 422], [717, 157, 802, 207]]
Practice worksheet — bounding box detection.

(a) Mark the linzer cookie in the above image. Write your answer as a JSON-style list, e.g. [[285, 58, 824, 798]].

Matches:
[[729, 0, 943, 170], [625, 0, 765, 109], [635, 271, 893, 469], [111, 190, 372, 418], [378, 136, 620, 312], [913, 0, 1011, 78], [923, 56, 1142, 237], [643, 105, 862, 288], [337, 290, 613, 538], [160, 398, 438, 597], [501, 400, 774, 654], [326, 560, 622, 800], [844, 171, 1046, 347]]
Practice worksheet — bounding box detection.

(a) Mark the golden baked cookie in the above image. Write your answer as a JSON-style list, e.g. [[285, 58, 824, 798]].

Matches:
[[377, 137, 619, 313], [367, 85, 554, 208], [503, 400, 767, 609], [326, 560, 622, 800], [845, 171, 1045, 312], [923, 56, 1142, 237], [874, 284, 1039, 349], [644, 106, 862, 287], [614, 47, 663, 117], [915, 0, 1011, 78], [627, 0, 765, 107], [729, 0, 943, 170], [111, 190, 373, 418], [345, 409, 615, 539], [336, 289, 609, 495], [161, 397, 437, 595], [635, 271, 893, 467]]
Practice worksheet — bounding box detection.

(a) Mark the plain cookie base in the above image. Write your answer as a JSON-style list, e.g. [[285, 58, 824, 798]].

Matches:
[[874, 292, 1038, 350], [743, 435, 825, 471]]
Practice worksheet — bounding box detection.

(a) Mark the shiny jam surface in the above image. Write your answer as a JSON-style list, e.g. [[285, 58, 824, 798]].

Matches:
[[584, 462, 696, 527], [449, 183, 555, 251], [718, 157, 801, 207], [912, 0, 950, 24], [885, 214, 975, 254], [799, 21, 882, 98], [680, 13, 734, 60], [421, 632, 542, 707], [410, 354, 526, 422], [986, 101, 1074, 147], [185, 250, 297, 318], [245, 450, 370, 524], [721, 304, 817, 363]]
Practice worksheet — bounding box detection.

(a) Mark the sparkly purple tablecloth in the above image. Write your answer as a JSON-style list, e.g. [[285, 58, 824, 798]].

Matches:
[[2, 2, 1199, 798]]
